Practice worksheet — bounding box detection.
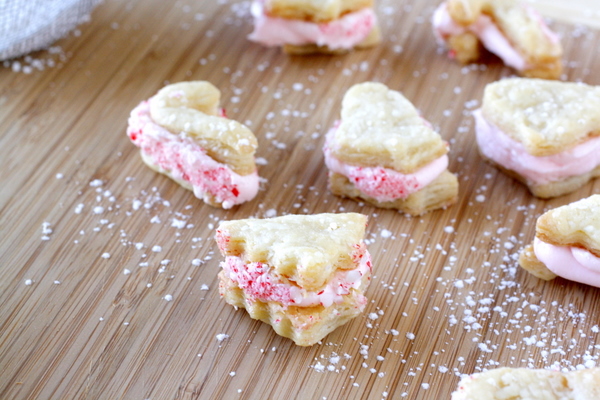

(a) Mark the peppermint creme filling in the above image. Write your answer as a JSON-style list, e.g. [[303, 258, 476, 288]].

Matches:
[[432, 2, 550, 71], [248, 0, 376, 50], [474, 109, 600, 185], [323, 125, 448, 202], [534, 237, 600, 287], [127, 101, 259, 209], [220, 248, 372, 308]]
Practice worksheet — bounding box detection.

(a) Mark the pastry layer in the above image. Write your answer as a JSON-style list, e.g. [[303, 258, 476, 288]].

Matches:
[[219, 270, 368, 346], [452, 367, 600, 400], [127, 101, 259, 209], [328, 170, 458, 216], [324, 125, 449, 202], [331, 82, 448, 174], [216, 213, 368, 292], [220, 247, 371, 308], [535, 195, 600, 255], [474, 109, 600, 186], [149, 81, 258, 176], [533, 237, 600, 288], [481, 78, 600, 156], [262, 0, 373, 23], [249, 0, 377, 50]]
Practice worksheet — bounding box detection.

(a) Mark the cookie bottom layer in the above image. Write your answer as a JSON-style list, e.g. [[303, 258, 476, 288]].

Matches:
[[328, 170, 458, 216], [517, 244, 558, 281], [218, 271, 367, 346], [283, 24, 381, 55], [479, 151, 600, 199]]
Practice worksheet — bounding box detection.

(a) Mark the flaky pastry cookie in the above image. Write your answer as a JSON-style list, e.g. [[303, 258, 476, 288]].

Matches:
[[248, 0, 381, 54], [432, 0, 563, 79], [215, 213, 372, 346], [452, 367, 600, 400], [518, 195, 600, 287], [323, 82, 458, 216], [474, 78, 600, 198], [127, 81, 259, 209]]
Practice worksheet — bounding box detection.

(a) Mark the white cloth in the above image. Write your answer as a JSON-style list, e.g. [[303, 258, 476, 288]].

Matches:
[[0, 0, 101, 60]]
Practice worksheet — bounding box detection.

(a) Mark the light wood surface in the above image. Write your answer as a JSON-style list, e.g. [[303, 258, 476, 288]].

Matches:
[[1, 1, 600, 399]]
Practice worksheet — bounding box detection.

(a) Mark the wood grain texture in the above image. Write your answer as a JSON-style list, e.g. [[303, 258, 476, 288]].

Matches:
[[1, 1, 600, 399]]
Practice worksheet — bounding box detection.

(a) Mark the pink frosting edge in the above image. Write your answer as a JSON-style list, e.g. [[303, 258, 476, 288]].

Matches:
[[323, 123, 449, 202], [534, 237, 600, 288], [474, 109, 600, 185], [432, 2, 559, 71], [248, 0, 377, 50], [126, 100, 259, 209], [220, 246, 372, 308]]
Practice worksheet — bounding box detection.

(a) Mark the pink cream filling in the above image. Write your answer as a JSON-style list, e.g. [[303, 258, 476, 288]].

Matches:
[[220, 246, 372, 308], [474, 109, 600, 185], [432, 3, 559, 71], [248, 0, 377, 50], [534, 237, 600, 288], [127, 101, 259, 209], [323, 125, 449, 202]]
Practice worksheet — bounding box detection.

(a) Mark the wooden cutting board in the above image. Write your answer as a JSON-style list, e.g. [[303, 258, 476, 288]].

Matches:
[[1, 0, 599, 398]]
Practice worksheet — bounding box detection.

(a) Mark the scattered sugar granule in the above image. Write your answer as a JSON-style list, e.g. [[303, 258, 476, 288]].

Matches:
[[41, 222, 53, 240], [216, 333, 230, 342], [93, 206, 104, 214], [89, 179, 103, 187], [192, 259, 202, 266], [123, 269, 131, 275], [101, 252, 111, 259], [229, 371, 236, 377], [380, 229, 392, 238], [74, 203, 84, 214], [406, 332, 415, 340], [200, 284, 209, 291], [152, 245, 162, 252], [171, 218, 186, 228], [313, 362, 325, 372], [475, 194, 486, 202], [55, 173, 64, 179], [24, 279, 33, 286], [443, 226, 454, 234], [164, 294, 173, 301]]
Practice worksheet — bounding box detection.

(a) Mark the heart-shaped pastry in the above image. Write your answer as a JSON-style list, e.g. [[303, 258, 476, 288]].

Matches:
[[127, 81, 259, 209], [432, 0, 563, 79], [323, 82, 458, 216], [474, 77, 600, 198], [216, 212, 372, 346], [519, 194, 600, 287]]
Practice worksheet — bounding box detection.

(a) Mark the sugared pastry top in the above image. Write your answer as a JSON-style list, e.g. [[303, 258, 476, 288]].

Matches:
[[518, 195, 600, 288], [127, 81, 260, 209], [432, 0, 563, 79], [217, 212, 369, 291], [324, 82, 458, 216], [216, 212, 372, 346], [248, 0, 381, 54], [474, 78, 600, 198], [452, 367, 600, 400]]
